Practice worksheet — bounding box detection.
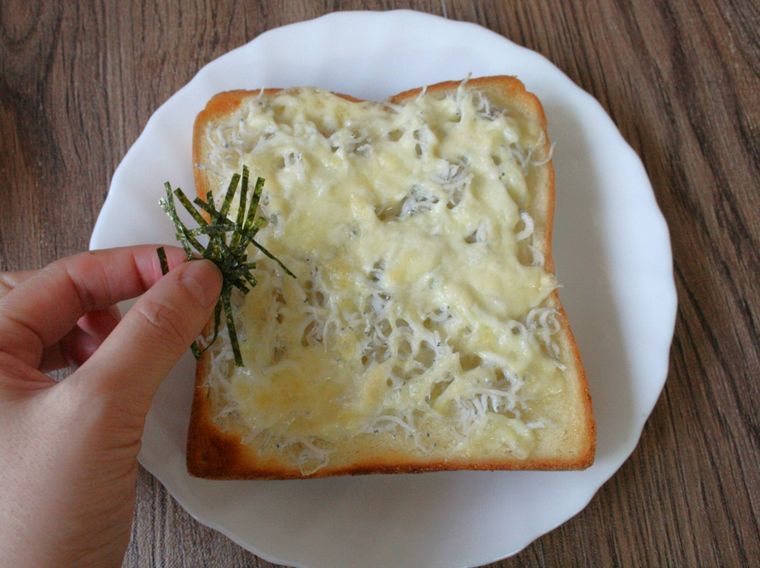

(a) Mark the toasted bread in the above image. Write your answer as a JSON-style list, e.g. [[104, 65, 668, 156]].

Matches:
[[187, 77, 595, 479]]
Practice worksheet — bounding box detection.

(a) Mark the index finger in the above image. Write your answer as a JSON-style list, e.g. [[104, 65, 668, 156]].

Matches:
[[0, 269, 39, 299], [0, 245, 187, 369]]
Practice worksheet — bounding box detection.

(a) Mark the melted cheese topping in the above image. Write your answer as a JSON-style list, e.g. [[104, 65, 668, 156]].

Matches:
[[200, 85, 566, 474]]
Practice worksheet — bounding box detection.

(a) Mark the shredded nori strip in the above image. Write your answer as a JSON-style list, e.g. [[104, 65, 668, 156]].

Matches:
[[157, 166, 295, 366], [156, 246, 170, 276]]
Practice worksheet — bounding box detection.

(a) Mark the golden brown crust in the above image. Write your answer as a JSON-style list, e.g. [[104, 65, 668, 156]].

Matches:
[[187, 77, 595, 478]]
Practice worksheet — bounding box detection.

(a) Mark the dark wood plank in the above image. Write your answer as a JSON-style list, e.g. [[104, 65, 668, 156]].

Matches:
[[1, 1, 757, 567]]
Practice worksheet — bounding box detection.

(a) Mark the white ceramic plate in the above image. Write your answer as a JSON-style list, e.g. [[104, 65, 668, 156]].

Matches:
[[90, 10, 676, 567]]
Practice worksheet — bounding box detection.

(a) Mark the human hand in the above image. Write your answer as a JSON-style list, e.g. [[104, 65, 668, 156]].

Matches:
[[0, 246, 221, 567]]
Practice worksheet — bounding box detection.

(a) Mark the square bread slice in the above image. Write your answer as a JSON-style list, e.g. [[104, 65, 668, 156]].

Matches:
[[187, 76, 595, 478]]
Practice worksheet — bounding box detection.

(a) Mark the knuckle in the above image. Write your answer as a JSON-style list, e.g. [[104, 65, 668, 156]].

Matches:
[[132, 297, 189, 348]]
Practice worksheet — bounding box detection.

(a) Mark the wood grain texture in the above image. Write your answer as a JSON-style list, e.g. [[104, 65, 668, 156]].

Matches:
[[1, 0, 758, 566]]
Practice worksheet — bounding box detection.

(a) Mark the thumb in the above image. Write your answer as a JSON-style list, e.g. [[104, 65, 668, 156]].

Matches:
[[74, 259, 222, 413]]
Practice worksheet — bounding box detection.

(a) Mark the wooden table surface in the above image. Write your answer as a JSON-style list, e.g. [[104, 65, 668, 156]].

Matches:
[[1, 1, 758, 566]]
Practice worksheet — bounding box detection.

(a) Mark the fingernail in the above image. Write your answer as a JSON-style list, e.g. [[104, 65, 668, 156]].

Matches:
[[180, 260, 222, 308]]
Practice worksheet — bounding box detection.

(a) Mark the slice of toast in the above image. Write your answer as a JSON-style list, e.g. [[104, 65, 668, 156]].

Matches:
[[187, 76, 595, 479]]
